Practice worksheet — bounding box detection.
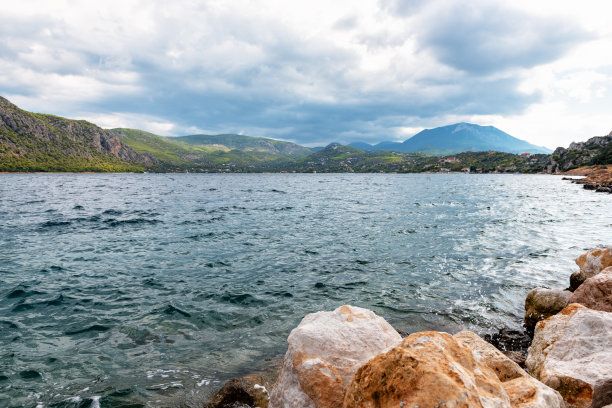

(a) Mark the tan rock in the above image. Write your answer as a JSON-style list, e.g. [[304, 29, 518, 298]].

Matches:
[[343, 331, 512, 408], [524, 288, 571, 333], [454, 330, 525, 382], [576, 247, 612, 275], [526, 303, 612, 408], [502, 377, 566, 408], [569, 266, 612, 312], [571, 247, 612, 290], [454, 331, 564, 408], [268, 305, 401, 408]]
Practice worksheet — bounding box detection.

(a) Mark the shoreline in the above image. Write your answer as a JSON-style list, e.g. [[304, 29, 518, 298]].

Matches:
[[205, 247, 612, 408]]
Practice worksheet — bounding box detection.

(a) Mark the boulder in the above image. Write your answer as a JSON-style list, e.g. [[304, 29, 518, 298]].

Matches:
[[502, 376, 566, 408], [569, 267, 612, 312], [526, 303, 612, 408], [571, 247, 612, 290], [343, 331, 512, 408], [454, 331, 564, 408], [524, 288, 571, 334], [268, 305, 401, 408], [204, 375, 271, 408], [454, 330, 525, 382]]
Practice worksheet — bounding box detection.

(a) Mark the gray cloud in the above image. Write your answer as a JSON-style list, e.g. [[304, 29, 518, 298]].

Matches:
[[0, 1, 593, 146], [414, 2, 590, 74], [379, 0, 429, 17]]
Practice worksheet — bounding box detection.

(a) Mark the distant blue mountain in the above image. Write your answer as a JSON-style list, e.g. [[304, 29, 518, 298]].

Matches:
[[351, 123, 552, 155]]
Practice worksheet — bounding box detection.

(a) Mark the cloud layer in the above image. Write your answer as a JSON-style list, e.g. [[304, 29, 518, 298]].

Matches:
[[1, 0, 610, 148]]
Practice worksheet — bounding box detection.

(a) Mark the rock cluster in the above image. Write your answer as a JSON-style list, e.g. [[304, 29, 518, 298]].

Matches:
[[206, 247, 612, 408], [568, 267, 612, 312], [268, 307, 562, 408], [570, 166, 612, 193], [521, 247, 612, 408]]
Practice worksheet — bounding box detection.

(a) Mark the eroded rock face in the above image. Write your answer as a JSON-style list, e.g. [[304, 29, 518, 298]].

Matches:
[[454, 331, 564, 408], [343, 331, 511, 408], [268, 305, 401, 408], [524, 288, 571, 334], [571, 247, 612, 290], [502, 376, 566, 408], [454, 330, 525, 382], [569, 267, 612, 312], [526, 303, 612, 408]]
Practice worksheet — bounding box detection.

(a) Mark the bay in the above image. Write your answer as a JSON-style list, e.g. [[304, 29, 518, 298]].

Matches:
[[0, 173, 610, 407]]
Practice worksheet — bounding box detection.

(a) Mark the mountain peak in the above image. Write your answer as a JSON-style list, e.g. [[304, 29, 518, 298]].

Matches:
[[345, 123, 551, 155]]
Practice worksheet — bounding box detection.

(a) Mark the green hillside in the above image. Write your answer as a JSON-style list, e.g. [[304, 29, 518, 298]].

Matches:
[[0, 97, 147, 172], [112, 128, 298, 172], [176, 134, 312, 157], [0, 96, 562, 174]]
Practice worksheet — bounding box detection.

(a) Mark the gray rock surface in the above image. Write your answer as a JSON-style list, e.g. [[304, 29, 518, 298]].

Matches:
[[524, 288, 571, 334], [526, 304, 612, 408]]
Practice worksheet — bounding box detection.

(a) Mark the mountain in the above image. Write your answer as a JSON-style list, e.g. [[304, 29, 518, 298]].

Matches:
[[0, 96, 553, 173], [175, 134, 312, 158], [0, 97, 150, 172], [284, 144, 548, 173], [350, 123, 552, 155], [112, 128, 301, 172], [547, 131, 612, 173]]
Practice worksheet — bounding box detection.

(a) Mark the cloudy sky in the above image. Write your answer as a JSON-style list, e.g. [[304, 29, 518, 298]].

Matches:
[[1, 0, 611, 148]]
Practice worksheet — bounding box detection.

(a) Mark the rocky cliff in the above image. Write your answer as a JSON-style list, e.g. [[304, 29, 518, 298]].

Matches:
[[548, 131, 612, 173], [0, 96, 152, 171]]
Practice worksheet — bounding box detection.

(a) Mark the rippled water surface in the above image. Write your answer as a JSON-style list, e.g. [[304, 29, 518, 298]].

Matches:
[[1, 173, 610, 407]]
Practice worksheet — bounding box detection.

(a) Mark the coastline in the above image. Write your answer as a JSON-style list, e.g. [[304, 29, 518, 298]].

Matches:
[[205, 247, 612, 408], [563, 164, 612, 193]]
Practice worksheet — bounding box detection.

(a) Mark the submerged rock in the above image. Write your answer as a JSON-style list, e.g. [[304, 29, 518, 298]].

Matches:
[[571, 247, 612, 290], [569, 267, 612, 312], [523, 288, 571, 334], [343, 331, 511, 407], [526, 303, 612, 408], [204, 374, 273, 408], [268, 305, 401, 408]]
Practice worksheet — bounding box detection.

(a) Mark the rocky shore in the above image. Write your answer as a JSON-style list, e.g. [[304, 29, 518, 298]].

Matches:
[[205, 247, 612, 408], [563, 165, 612, 193]]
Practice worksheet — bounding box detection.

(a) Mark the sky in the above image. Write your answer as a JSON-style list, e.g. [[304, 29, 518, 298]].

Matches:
[[1, 0, 611, 148]]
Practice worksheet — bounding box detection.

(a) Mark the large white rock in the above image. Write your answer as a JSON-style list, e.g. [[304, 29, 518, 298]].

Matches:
[[268, 305, 401, 408], [526, 303, 612, 408]]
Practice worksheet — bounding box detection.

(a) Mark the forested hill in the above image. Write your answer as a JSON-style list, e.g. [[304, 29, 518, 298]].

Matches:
[[0, 96, 557, 173], [0, 97, 151, 172]]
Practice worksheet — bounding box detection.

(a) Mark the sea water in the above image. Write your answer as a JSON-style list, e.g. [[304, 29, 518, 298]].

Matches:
[[0, 173, 610, 407]]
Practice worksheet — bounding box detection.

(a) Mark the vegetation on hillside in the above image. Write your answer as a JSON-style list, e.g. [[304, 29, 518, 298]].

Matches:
[[0, 98, 145, 172], [548, 132, 612, 172], [5, 96, 610, 175]]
